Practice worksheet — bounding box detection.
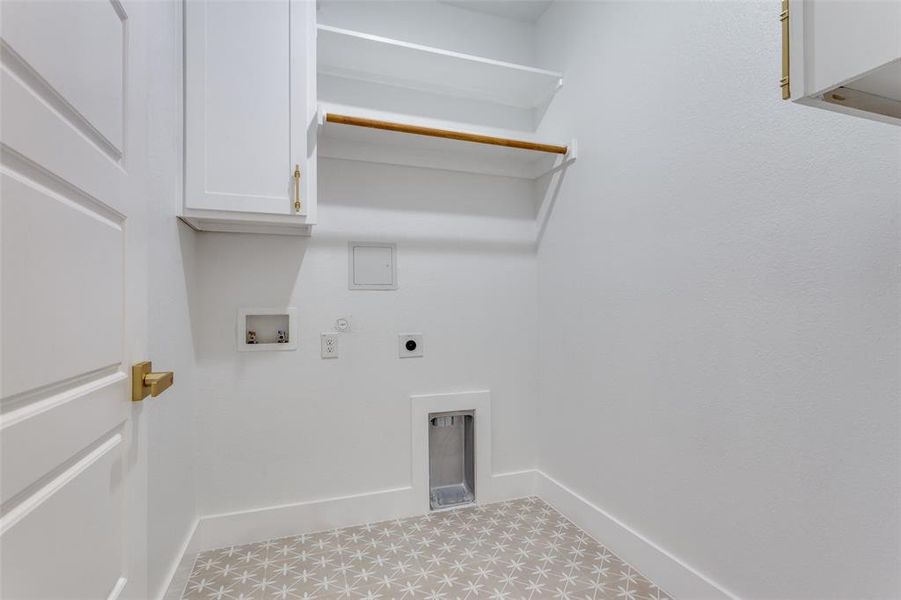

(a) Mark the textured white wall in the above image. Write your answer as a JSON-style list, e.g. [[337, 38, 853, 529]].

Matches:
[[150, 3, 900, 597], [190, 159, 540, 516], [535, 2, 900, 599]]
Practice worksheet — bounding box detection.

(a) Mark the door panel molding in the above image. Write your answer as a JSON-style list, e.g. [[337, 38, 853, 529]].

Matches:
[[1, 171, 124, 398], [0, 431, 123, 534], [0, 41, 123, 161], [0, 146, 124, 228], [0, 372, 128, 505], [0, 69, 127, 212], [0, 0, 127, 156], [0, 432, 126, 599]]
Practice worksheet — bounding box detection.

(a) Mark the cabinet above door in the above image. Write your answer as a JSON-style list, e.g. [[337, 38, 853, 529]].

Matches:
[[182, 0, 317, 234]]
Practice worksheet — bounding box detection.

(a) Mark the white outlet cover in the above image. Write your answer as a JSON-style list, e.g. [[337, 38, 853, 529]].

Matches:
[[321, 333, 339, 359], [398, 333, 423, 358]]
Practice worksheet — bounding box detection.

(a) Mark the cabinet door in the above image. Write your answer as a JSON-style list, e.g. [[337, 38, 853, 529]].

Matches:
[[185, 0, 315, 216]]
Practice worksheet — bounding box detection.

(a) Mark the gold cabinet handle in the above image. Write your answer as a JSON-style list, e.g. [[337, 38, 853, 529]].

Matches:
[[780, 0, 790, 99], [293, 164, 301, 212], [132, 361, 174, 402]]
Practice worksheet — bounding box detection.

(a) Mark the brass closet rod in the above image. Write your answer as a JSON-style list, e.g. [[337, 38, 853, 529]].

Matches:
[[325, 113, 569, 155]]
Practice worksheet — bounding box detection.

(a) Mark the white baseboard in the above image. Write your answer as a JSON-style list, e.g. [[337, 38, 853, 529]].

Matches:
[[184, 470, 536, 556], [167, 469, 734, 600], [186, 485, 417, 555], [535, 470, 738, 600], [484, 469, 537, 503], [158, 517, 199, 600]]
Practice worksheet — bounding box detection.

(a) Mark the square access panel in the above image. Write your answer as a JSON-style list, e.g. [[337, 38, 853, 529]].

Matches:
[[348, 242, 397, 290]]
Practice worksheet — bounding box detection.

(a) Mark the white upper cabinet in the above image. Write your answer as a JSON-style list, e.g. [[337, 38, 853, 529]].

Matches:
[[786, 0, 901, 125], [183, 0, 317, 234]]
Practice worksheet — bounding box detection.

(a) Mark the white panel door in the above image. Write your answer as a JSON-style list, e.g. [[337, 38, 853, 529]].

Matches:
[[184, 0, 315, 217], [1, 0, 150, 598]]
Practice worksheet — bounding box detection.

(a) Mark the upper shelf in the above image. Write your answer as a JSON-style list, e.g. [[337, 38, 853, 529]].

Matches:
[[317, 25, 564, 109]]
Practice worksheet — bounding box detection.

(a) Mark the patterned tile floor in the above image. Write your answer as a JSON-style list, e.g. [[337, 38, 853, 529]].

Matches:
[[182, 497, 672, 600]]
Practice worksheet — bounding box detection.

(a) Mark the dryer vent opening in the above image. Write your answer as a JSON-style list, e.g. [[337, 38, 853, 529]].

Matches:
[[429, 411, 475, 510]]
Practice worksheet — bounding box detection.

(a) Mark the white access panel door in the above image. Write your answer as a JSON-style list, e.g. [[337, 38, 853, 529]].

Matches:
[[185, 0, 315, 216], [1, 1, 150, 598]]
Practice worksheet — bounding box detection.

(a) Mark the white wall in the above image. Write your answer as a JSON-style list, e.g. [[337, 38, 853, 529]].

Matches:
[[190, 159, 539, 516], [535, 2, 901, 599], [154, 3, 900, 598], [147, 1, 542, 588], [145, 2, 198, 598]]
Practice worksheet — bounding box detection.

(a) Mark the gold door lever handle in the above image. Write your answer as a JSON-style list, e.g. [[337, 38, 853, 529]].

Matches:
[[132, 361, 174, 402], [144, 371, 173, 396]]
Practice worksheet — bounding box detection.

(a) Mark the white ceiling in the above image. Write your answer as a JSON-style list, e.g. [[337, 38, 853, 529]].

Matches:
[[439, 0, 554, 23]]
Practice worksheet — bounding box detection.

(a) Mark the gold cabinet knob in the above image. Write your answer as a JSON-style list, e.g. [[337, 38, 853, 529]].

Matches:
[[132, 361, 174, 402]]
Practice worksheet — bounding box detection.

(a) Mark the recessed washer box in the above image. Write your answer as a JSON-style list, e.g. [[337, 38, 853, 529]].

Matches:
[[349, 242, 397, 290], [237, 307, 297, 351]]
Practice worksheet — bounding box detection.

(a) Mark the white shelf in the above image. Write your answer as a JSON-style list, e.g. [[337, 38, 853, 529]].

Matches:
[[318, 105, 575, 180], [317, 25, 563, 109]]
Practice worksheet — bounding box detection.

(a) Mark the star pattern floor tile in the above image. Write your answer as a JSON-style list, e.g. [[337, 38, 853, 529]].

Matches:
[[182, 497, 672, 600]]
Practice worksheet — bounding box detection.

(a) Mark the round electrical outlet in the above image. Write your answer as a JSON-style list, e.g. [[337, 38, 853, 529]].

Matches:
[[398, 334, 423, 358]]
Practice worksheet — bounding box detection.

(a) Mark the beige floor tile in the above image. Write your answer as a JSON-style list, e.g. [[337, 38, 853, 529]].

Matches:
[[183, 498, 671, 600]]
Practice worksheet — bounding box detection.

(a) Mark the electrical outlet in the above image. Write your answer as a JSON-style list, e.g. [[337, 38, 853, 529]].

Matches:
[[398, 333, 423, 358], [321, 333, 339, 359]]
